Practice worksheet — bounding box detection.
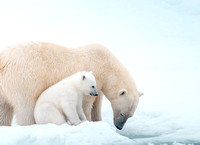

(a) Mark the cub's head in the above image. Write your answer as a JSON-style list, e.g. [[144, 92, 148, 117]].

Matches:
[[110, 89, 143, 130], [79, 71, 98, 97]]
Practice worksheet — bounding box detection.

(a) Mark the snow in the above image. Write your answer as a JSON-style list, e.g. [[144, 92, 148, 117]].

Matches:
[[0, 122, 133, 145], [102, 99, 200, 144], [1, 98, 199, 145], [0, 0, 200, 144]]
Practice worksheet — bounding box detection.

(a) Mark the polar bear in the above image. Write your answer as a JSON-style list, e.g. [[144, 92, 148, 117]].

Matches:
[[0, 42, 143, 129], [34, 71, 98, 125]]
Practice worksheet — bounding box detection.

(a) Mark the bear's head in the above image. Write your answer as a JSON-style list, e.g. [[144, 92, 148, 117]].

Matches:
[[110, 89, 143, 130], [79, 71, 98, 97]]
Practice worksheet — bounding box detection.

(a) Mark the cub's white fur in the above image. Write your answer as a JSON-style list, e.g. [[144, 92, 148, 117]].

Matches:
[[34, 71, 98, 125]]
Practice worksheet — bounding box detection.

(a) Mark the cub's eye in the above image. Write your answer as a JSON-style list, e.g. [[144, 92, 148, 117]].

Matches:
[[92, 86, 95, 88]]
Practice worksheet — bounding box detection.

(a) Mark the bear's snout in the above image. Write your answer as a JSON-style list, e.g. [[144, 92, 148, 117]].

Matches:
[[114, 116, 128, 130]]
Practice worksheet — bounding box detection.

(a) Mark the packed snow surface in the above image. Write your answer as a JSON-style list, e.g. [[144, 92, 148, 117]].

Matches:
[[0, 98, 199, 145]]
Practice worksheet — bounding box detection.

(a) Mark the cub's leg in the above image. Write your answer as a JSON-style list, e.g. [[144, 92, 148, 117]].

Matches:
[[61, 102, 81, 125], [34, 103, 66, 125], [77, 97, 87, 121]]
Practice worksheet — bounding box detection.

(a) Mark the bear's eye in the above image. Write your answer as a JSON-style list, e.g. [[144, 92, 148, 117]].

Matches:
[[120, 113, 125, 117], [92, 86, 95, 88]]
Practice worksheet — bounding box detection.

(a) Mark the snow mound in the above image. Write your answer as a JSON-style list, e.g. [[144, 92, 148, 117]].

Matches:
[[1, 110, 199, 145], [0, 121, 133, 145], [118, 111, 200, 144]]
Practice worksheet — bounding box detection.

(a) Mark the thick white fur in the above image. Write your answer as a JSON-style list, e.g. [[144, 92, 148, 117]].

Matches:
[[34, 71, 97, 125], [0, 42, 141, 128]]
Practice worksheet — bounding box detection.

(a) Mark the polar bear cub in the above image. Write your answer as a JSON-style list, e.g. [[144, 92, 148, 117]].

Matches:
[[34, 71, 98, 125]]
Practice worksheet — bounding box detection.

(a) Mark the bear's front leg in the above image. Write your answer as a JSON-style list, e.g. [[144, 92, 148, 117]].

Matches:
[[15, 100, 36, 125], [91, 91, 103, 121], [0, 99, 13, 126], [0, 87, 14, 126], [82, 95, 96, 121]]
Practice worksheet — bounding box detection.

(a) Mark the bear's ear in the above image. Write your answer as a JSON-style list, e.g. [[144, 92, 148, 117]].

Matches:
[[138, 91, 144, 97], [118, 89, 127, 96], [82, 75, 86, 80]]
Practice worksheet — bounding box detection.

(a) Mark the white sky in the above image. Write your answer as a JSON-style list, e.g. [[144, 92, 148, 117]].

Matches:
[[0, 0, 200, 117]]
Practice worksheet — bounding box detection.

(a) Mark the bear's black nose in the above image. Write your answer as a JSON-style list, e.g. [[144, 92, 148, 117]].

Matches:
[[116, 125, 122, 130]]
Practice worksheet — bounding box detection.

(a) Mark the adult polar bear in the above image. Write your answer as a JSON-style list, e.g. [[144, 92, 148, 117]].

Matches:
[[0, 42, 142, 130]]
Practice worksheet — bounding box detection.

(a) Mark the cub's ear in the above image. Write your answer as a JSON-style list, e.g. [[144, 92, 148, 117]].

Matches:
[[82, 75, 86, 80], [118, 89, 127, 96], [139, 91, 144, 97]]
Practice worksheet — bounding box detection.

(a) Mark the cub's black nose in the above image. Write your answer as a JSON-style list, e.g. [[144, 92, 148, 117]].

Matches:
[[90, 93, 98, 96]]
